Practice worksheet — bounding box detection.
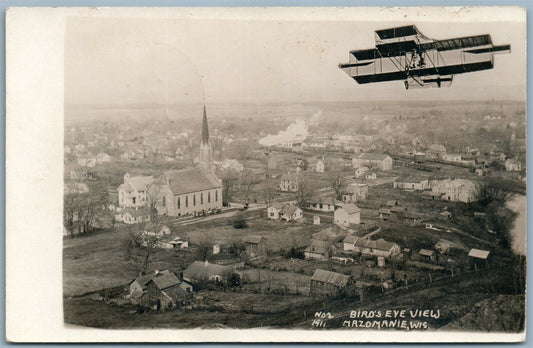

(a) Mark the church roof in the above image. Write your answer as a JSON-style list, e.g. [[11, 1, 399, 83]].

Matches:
[[160, 167, 221, 195]]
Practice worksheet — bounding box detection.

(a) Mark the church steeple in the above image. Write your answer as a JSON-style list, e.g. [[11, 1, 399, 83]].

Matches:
[[199, 104, 212, 165], [201, 105, 209, 145]]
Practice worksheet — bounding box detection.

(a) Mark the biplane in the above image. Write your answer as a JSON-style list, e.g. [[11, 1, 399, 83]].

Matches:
[[338, 25, 510, 89]]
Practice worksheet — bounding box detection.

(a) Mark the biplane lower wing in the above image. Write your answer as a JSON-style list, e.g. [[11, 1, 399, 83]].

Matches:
[[353, 60, 493, 84]]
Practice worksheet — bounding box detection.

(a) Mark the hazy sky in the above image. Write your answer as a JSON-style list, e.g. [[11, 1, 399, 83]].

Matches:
[[65, 12, 526, 105]]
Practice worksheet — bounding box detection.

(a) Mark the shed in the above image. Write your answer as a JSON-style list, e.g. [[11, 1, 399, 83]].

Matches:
[[310, 269, 354, 297], [243, 235, 267, 257], [419, 249, 436, 263]]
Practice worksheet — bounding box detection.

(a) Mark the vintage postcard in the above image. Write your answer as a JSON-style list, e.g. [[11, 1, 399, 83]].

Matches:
[[6, 6, 526, 342]]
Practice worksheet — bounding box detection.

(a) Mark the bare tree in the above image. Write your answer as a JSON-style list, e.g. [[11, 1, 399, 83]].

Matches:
[[63, 193, 80, 237], [75, 192, 108, 234], [124, 219, 160, 275], [260, 175, 277, 207], [217, 167, 239, 204], [325, 159, 347, 200], [296, 174, 318, 208], [240, 169, 260, 204], [196, 234, 214, 261], [475, 177, 515, 208], [146, 182, 162, 223]]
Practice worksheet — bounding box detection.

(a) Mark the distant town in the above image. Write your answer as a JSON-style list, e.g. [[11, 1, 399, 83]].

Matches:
[[63, 100, 525, 330]]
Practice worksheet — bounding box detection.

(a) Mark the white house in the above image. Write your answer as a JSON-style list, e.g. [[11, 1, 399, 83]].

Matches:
[[96, 152, 112, 164], [117, 173, 154, 208], [393, 177, 429, 191], [365, 172, 377, 180], [442, 153, 462, 162], [352, 153, 393, 171], [307, 158, 325, 173], [267, 203, 284, 220], [280, 173, 298, 192], [307, 196, 337, 213], [343, 235, 359, 252], [119, 207, 151, 224], [505, 159, 522, 171], [334, 204, 361, 228], [77, 155, 96, 167], [354, 166, 369, 179], [342, 183, 368, 203], [431, 179, 477, 203], [354, 238, 400, 258], [280, 205, 303, 222]]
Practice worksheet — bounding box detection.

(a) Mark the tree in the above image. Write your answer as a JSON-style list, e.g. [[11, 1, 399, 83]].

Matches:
[[239, 169, 260, 204], [295, 174, 318, 208], [124, 220, 160, 275], [63, 193, 80, 237], [325, 159, 347, 200], [218, 167, 239, 204], [196, 234, 214, 261], [260, 176, 277, 207], [486, 203, 517, 249], [146, 183, 162, 222], [75, 192, 109, 234], [474, 177, 515, 208]]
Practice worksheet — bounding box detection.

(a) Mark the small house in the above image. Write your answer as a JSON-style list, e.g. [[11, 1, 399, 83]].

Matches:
[[313, 215, 321, 225], [307, 196, 337, 213], [140, 273, 191, 310], [143, 222, 171, 237], [468, 248, 490, 270], [307, 158, 325, 173], [343, 235, 359, 252], [365, 172, 377, 180], [334, 204, 361, 228], [280, 205, 303, 222], [354, 166, 369, 179], [310, 269, 354, 297], [128, 270, 171, 300], [169, 237, 189, 249], [267, 203, 284, 220], [120, 207, 151, 224], [505, 159, 522, 171], [243, 235, 267, 258], [419, 249, 436, 263], [379, 208, 391, 220], [386, 200, 400, 207], [304, 240, 336, 260], [393, 177, 429, 191], [280, 173, 298, 192], [342, 183, 368, 203], [182, 261, 232, 287]]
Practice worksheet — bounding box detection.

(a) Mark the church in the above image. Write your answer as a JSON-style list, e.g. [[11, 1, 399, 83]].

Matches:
[[147, 105, 223, 217]]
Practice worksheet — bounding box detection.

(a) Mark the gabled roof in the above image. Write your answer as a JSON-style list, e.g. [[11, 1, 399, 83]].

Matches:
[[280, 173, 298, 181], [122, 207, 151, 217], [419, 249, 434, 257], [269, 202, 284, 210], [386, 200, 399, 207], [183, 261, 228, 280], [374, 238, 397, 251], [243, 235, 266, 244], [395, 176, 427, 183], [129, 270, 171, 288], [163, 284, 191, 300], [358, 153, 390, 161], [343, 235, 359, 244], [150, 273, 181, 290], [128, 175, 154, 191], [339, 204, 360, 215], [158, 167, 221, 195], [281, 205, 301, 216], [468, 248, 490, 259], [305, 240, 334, 255], [311, 269, 350, 287]]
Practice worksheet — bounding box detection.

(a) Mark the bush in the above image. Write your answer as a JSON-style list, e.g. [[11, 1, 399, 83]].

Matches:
[[232, 216, 248, 229]]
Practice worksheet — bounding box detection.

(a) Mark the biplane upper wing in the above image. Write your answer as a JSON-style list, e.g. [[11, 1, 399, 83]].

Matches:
[[339, 25, 511, 88]]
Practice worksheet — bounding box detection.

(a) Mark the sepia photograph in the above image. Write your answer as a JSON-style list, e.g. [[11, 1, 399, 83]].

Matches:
[[6, 6, 527, 342]]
